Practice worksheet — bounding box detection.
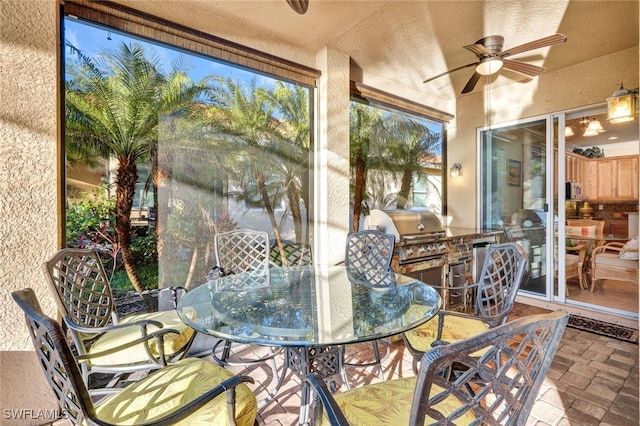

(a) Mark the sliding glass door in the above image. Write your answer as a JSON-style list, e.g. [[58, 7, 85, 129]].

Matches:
[[479, 117, 553, 298]]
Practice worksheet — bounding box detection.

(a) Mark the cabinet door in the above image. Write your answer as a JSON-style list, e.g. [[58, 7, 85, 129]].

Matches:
[[596, 159, 616, 199], [616, 156, 639, 199], [581, 160, 598, 199], [610, 218, 629, 236]]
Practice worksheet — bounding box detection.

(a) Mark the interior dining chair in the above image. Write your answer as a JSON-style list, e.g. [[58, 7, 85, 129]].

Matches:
[[341, 229, 396, 386], [591, 241, 639, 291], [563, 243, 587, 296], [12, 288, 258, 426], [307, 310, 569, 426], [42, 248, 196, 393], [210, 229, 280, 375], [403, 242, 527, 374]]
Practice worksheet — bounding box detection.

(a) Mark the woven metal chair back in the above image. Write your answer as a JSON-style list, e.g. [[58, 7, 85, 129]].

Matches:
[[269, 240, 313, 267], [43, 248, 116, 328], [474, 242, 527, 327], [345, 230, 395, 271], [12, 288, 96, 424], [411, 310, 569, 425], [214, 229, 270, 275]]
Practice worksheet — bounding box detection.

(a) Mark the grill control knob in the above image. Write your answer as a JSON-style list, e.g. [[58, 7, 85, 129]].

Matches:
[[405, 247, 414, 257], [439, 243, 448, 251]]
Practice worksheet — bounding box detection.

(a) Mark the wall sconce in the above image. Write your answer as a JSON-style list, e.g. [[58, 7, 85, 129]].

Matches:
[[450, 163, 462, 177], [607, 83, 638, 123]]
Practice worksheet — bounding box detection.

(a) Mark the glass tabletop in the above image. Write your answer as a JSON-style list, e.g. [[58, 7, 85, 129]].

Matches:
[[177, 265, 441, 347]]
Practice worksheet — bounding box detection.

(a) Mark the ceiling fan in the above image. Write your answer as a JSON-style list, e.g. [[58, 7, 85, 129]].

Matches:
[[425, 34, 567, 94], [287, 0, 309, 14]]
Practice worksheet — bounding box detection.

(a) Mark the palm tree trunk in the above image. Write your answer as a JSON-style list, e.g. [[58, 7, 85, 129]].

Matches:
[[286, 180, 303, 243], [256, 171, 283, 256], [396, 170, 413, 210], [116, 158, 144, 293], [352, 153, 367, 232]]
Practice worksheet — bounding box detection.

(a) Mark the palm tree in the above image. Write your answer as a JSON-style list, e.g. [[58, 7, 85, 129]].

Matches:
[[349, 103, 384, 231], [65, 42, 206, 292], [378, 116, 441, 209], [260, 81, 311, 243], [202, 77, 290, 251]]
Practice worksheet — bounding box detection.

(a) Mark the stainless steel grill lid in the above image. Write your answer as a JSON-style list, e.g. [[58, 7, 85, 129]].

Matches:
[[365, 209, 445, 241]]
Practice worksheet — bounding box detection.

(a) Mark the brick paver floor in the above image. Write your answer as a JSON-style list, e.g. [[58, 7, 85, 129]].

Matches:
[[215, 304, 639, 425]]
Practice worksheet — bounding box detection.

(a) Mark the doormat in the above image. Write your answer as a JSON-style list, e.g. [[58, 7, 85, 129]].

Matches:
[[567, 315, 638, 344]]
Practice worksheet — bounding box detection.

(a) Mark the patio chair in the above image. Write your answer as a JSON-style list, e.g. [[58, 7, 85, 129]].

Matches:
[[341, 230, 396, 386], [403, 242, 526, 374], [210, 229, 280, 374], [42, 248, 195, 393], [307, 310, 569, 426], [12, 288, 257, 426]]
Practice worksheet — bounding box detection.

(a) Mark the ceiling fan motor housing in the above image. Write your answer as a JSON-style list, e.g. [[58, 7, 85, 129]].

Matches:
[[476, 35, 504, 55]]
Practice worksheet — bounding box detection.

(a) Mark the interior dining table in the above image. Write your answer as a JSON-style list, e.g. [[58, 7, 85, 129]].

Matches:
[[177, 264, 442, 425]]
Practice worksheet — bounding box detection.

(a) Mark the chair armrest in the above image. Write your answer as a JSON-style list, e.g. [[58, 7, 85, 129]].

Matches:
[[74, 328, 182, 362], [436, 309, 507, 328], [306, 373, 349, 426], [64, 316, 165, 335], [87, 374, 255, 426], [592, 243, 626, 257]]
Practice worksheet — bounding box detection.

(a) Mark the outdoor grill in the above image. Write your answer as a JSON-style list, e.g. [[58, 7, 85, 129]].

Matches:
[[364, 209, 469, 310], [365, 209, 449, 264]]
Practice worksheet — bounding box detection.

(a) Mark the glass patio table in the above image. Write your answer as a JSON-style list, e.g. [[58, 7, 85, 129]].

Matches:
[[177, 264, 441, 425]]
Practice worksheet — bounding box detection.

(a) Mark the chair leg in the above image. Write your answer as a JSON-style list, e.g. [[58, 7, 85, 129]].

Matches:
[[342, 340, 389, 388]]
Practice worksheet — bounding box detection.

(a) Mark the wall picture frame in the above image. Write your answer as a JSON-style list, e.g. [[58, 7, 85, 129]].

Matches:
[[507, 159, 521, 186]]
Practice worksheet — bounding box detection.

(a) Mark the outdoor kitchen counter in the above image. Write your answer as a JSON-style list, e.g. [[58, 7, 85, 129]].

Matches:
[[444, 227, 503, 239]]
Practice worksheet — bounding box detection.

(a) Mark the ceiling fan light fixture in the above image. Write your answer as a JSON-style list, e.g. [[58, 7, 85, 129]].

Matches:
[[476, 57, 504, 76], [607, 83, 637, 123]]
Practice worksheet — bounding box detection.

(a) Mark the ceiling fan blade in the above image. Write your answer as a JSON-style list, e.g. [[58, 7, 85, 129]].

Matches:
[[423, 62, 478, 83], [502, 59, 545, 77], [286, 0, 309, 14], [500, 33, 567, 58], [463, 43, 489, 57], [461, 72, 482, 94]]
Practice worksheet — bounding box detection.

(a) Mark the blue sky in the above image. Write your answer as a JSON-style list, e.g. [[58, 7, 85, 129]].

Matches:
[[64, 18, 275, 87]]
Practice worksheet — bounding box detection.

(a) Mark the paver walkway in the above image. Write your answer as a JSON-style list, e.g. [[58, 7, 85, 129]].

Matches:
[[217, 303, 639, 425]]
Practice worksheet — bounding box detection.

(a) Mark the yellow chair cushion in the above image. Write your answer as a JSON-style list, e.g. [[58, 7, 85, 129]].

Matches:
[[88, 310, 194, 366], [405, 315, 490, 352], [93, 358, 257, 425], [321, 377, 476, 425]]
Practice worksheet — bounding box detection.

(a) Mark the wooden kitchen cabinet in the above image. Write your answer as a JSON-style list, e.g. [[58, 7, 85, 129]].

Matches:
[[610, 218, 629, 236], [581, 160, 598, 199], [583, 155, 638, 201], [566, 152, 583, 183], [615, 156, 639, 199]]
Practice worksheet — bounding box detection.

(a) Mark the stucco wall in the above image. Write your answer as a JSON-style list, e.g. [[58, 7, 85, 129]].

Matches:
[[0, 1, 61, 424]]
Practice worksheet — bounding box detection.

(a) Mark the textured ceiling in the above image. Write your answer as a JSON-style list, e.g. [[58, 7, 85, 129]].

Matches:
[[116, 0, 638, 102]]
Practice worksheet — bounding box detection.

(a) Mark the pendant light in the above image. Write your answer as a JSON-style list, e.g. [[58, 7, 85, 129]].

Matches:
[[607, 83, 638, 123]]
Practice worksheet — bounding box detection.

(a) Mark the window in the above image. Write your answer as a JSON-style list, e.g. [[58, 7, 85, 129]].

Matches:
[[63, 2, 316, 290], [349, 83, 451, 231]]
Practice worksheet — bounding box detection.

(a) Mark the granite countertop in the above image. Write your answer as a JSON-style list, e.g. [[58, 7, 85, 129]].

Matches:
[[444, 227, 503, 238]]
